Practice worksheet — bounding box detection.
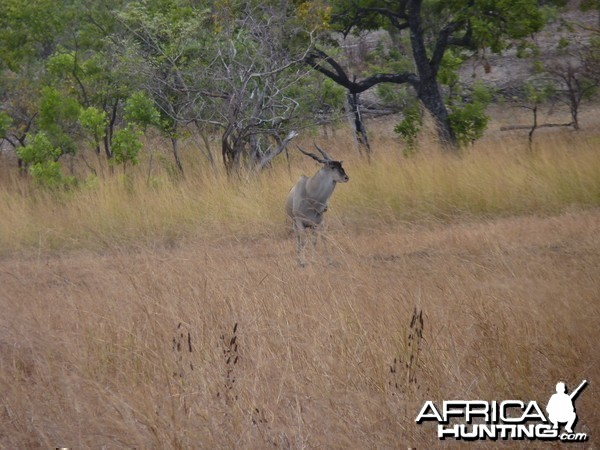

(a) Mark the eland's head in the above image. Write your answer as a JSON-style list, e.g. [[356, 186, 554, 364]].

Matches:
[[323, 160, 349, 183], [297, 143, 349, 183]]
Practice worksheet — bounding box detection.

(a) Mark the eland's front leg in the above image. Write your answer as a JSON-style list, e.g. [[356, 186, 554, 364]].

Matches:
[[294, 220, 308, 267]]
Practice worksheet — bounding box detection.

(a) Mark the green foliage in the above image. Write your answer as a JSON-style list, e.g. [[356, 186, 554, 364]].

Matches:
[[117, 0, 211, 64], [394, 104, 422, 154], [524, 81, 556, 104], [0, 112, 13, 137], [17, 132, 60, 165], [472, 82, 493, 105], [532, 60, 545, 74], [124, 92, 161, 129], [322, 0, 558, 147], [38, 86, 81, 155], [557, 37, 570, 50], [0, 0, 64, 69], [448, 83, 492, 147], [376, 84, 412, 109], [17, 132, 74, 188], [79, 107, 108, 137], [463, 0, 550, 53], [448, 103, 489, 147], [319, 78, 346, 109], [111, 127, 142, 167], [28, 161, 68, 188], [285, 74, 345, 122], [438, 50, 466, 87], [115, 0, 214, 151], [0, 0, 572, 168], [579, 0, 599, 11], [293, 0, 333, 33], [366, 39, 413, 74], [579, 78, 599, 101], [588, 37, 600, 67], [47, 51, 77, 77]]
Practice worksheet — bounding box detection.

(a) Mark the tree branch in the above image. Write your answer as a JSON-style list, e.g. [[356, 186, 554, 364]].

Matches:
[[305, 49, 419, 93], [430, 20, 473, 74], [355, 72, 419, 92], [500, 122, 573, 131], [254, 130, 298, 172], [333, 0, 409, 36], [429, 22, 460, 74], [355, 6, 409, 31], [304, 49, 351, 89]]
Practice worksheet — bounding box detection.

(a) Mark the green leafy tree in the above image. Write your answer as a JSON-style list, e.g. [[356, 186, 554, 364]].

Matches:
[[16, 132, 74, 187], [0, 0, 65, 71], [111, 127, 142, 171], [124, 92, 161, 131], [447, 82, 493, 146], [0, 65, 42, 169], [0, 0, 66, 167], [114, 0, 216, 174], [394, 103, 422, 155], [43, 4, 133, 161], [38, 86, 81, 156], [0, 112, 13, 139], [79, 106, 108, 155], [305, 0, 557, 150], [0, 0, 131, 171]]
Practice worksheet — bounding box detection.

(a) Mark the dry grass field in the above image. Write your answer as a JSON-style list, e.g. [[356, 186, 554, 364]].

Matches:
[[0, 117, 599, 448]]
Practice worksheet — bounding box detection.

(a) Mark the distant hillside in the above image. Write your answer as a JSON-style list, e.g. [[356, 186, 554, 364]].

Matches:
[[458, 4, 598, 96], [336, 3, 598, 112]]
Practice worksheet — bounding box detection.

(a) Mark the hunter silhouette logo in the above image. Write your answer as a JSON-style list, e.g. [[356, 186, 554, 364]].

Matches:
[[416, 379, 589, 442], [546, 380, 587, 434]]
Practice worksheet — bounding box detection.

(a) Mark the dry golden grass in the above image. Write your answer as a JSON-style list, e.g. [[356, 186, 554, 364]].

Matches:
[[0, 126, 599, 254], [0, 211, 598, 448], [0, 120, 599, 448]]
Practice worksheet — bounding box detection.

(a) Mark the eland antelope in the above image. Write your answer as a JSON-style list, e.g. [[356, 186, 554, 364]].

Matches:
[[285, 144, 349, 266]]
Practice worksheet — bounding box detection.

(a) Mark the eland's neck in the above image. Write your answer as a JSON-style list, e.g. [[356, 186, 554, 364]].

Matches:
[[306, 167, 336, 205]]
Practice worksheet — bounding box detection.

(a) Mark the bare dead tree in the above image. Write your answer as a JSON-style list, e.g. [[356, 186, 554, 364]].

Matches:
[[546, 40, 600, 130], [194, 4, 313, 175]]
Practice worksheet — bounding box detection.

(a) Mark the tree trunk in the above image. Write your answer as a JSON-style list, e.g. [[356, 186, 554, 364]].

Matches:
[[407, 0, 457, 150], [346, 90, 371, 159], [221, 130, 245, 175], [222, 129, 235, 175], [171, 136, 184, 175], [195, 126, 216, 171], [104, 98, 119, 161], [569, 94, 580, 130], [249, 134, 261, 168], [417, 77, 456, 149], [528, 105, 538, 149]]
